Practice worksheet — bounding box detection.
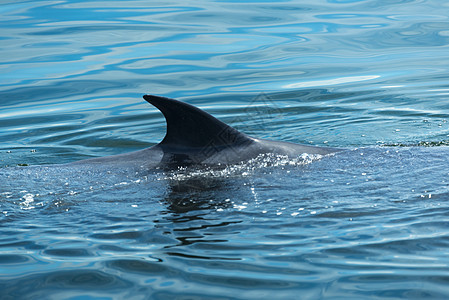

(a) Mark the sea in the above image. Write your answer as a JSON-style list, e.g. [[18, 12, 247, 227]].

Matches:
[[1, 0, 449, 299]]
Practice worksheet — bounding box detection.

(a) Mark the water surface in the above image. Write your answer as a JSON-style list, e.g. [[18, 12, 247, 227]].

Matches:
[[1, 0, 449, 299]]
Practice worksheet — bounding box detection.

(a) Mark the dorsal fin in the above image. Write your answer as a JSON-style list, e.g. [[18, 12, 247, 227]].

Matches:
[[143, 95, 252, 151]]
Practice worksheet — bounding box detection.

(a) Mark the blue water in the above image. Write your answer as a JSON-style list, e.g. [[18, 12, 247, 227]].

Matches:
[[2, 0, 449, 299]]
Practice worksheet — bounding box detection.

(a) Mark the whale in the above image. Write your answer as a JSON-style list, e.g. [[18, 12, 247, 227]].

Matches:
[[68, 95, 341, 169]]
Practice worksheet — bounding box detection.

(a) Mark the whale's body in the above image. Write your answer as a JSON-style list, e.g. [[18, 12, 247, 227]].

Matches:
[[68, 95, 340, 169]]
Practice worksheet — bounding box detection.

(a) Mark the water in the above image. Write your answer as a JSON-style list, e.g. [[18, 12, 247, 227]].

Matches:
[[1, 0, 449, 298]]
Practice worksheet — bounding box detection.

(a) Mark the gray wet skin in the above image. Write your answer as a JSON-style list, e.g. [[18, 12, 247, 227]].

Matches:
[[68, 95, 341, 169]]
